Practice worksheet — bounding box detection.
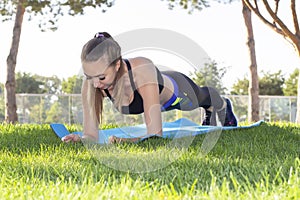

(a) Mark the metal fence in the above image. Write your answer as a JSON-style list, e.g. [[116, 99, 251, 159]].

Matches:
[[0, 94, 297, 124]]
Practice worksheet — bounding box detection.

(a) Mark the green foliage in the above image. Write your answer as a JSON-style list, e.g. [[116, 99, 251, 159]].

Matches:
[[0, 93, 4, 121], [164, 0, 209, 12], [162, 0, 234, 13], [16, 94, 82, 124], [13, 69, 82, 94], [16, 72, 45, 93], [39, 75, 62, 94], [0, 122, 299, 199], [284, 68, 298, 96], [231, 70, 285, 95], [65, 0, 115, 15], [0, 83, 3, 94], [259, 70, 284, 95], [28, 98, 46, 123], [62, 75, 83, 94], [45, 101, 66, 123], [0, 0, 115, 31], [0, 83, 4, 121], [13, 73, 85, 123], [231, 76, 249, 95], [191, 60, 227, 94], [15, 72, 62, 94]]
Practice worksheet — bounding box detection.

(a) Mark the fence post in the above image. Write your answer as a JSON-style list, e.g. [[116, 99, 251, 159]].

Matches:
[[68, 95, 71, 124], [40, 95, 42, 124], [269, 98, 271, 122]]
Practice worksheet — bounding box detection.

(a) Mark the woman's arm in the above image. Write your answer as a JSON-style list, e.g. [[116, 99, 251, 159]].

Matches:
[[139, 83, 163, 135], [62, 80, 99, 143], [133, 58, 163, 136], [108, 58, 162, 144]]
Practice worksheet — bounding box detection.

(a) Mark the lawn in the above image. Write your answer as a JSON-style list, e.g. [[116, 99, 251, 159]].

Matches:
[[0, 121, 299, 199]]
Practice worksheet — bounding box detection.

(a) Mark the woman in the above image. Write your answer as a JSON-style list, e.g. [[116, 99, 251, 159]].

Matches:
[[62, 32, 237, 143]]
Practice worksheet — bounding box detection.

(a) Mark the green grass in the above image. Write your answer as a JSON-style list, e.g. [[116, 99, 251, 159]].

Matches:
[[0, 122, 299, 199]]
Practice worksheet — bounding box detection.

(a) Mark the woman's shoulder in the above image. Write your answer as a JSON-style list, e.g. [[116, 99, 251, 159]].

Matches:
[[127, 57, 158, 82], [127, 57, 154, 68]]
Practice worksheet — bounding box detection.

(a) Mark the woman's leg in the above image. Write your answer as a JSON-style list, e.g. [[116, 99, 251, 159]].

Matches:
[[162, 71, 237, 126], [197, 86, 226, 126]]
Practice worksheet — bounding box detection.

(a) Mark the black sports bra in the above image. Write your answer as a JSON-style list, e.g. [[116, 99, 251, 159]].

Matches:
[[104, 59, 164, 114]]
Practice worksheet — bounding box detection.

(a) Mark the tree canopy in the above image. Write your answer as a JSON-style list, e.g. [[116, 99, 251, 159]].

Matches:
[[231, 70, 289, 95], [191, 60, 227, 94], [16, 72, 45, 93], [283, 68, 298, 96], [2, 0, 116, 122], [0, 0, 115, 31], [259, 70, 285, 95], [161, 0, 233, 13], [62, 75, 83, 94], [15, 72, 62, 94]]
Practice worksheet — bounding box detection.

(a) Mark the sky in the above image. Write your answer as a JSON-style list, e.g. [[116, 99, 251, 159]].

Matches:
[[0, 0, 299, 90]]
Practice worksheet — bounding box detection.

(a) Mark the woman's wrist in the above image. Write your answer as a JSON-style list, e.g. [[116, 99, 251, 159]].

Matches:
[[81, 134, 98, 143]]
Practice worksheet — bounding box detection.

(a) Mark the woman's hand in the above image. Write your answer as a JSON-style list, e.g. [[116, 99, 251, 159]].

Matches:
[[108, 135, 139, 143], [61, 134, 81, 143]]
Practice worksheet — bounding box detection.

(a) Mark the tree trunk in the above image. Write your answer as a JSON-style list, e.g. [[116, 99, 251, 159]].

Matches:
[[242, 1, 260, 122], [294, 44, 300, 123], [296, 71, 300, 123], [5, 0, 25, 123]]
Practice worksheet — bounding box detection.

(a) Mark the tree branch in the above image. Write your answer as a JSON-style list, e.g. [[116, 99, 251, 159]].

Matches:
[[291, 0, 300, 37], [254, 0, 258, 10], [242, 0, 284, 36], [262, 0, 295, 40], [273, 0, 280, 27], [274, 0, 279, 16]]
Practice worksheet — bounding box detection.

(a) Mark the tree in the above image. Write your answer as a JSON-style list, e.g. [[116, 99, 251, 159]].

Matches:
[[259, 71, 285, 95], [191, 60, 227, 94], [161, 0, 260, 122], [242, 0, 259, 122], [242, 0, 300, 122], [284, 68, 298, 96], [4, 0, 24, 123], [37, 75, 62, 94], [163, 0, 210, 12], [1, 0, 114, 123], [28, 99, 46, 123], [231, 70, 285, 95], [231, 76, 249, 95], [62, 75, 83, 94], [61, 75, 84, 124], [15, 72, 45, 93], [45, 101, 67, 123], [15, 72, 63, 94]]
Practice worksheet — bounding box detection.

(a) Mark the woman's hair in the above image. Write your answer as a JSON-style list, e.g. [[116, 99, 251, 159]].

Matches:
[[81, 32, 123, 124]]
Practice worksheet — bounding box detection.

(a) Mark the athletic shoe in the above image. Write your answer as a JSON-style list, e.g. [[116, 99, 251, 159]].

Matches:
[[223, 97, 238, 126]]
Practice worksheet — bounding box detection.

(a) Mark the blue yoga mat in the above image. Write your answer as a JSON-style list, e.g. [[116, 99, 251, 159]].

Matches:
[[50, 118, 264, 144]]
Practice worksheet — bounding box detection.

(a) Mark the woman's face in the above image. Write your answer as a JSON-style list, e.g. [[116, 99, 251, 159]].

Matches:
[[83, 58, 121, 90]]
